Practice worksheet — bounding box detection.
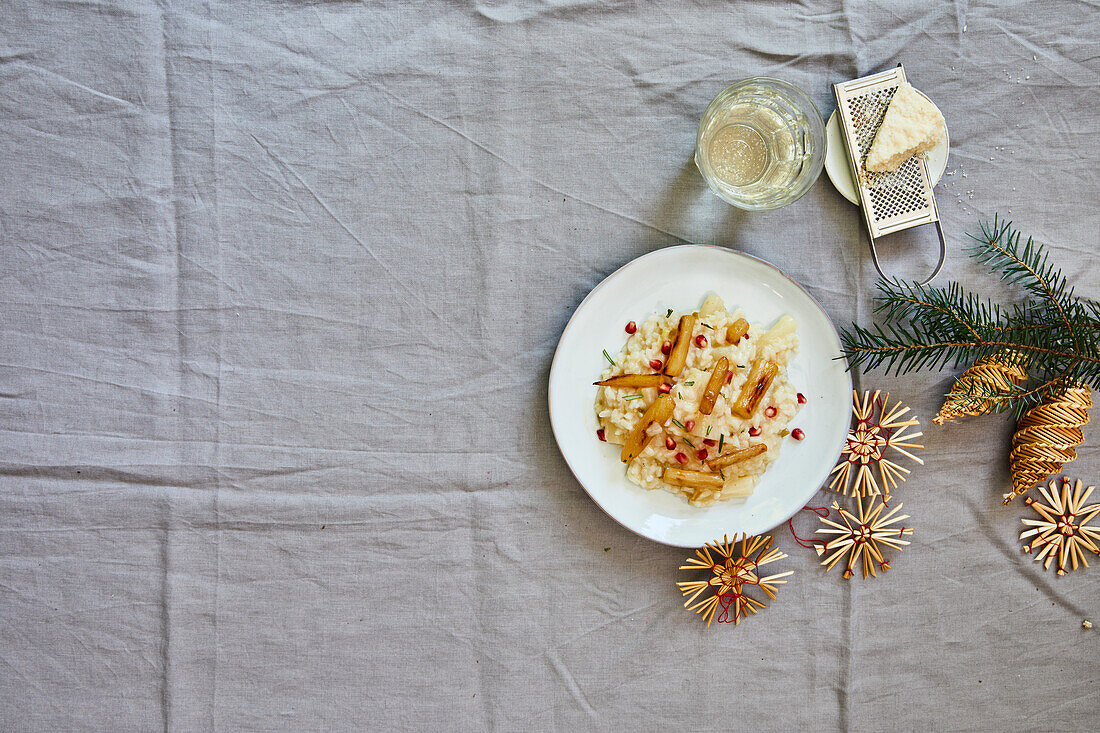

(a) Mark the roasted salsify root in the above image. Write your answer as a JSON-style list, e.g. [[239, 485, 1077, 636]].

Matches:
[[731, 359, 778, 419], [706, 443, 766, 470], [594, 374, 671, 389], [725, 318, 749, 343], [620, 393, 675, 463], [663, 314, 696, 377], [662, 467, 725, 490], [698, 357, 730, 415]]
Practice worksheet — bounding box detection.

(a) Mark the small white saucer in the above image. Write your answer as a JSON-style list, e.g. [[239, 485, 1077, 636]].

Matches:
[[824, 106, 949, 205]]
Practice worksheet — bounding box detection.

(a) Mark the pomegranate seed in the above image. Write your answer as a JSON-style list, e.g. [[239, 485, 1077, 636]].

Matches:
[[684, 420, 696, 431], [797, 393, 807, 404], [649, 358, 663, 370], [625, 320, 637, 334], [658, 382, 672, 394], [674, 452, 689, 465], [696, 448, 708, 461], [742, 333, 749, 340], [694, 334, 708, 348], [791, 428, 805, 441], [665, 436, 677, 450], [726, 371, 733, 384], [597, 428, 606, 442], [764, 406, 778, 418], [748, 427, 761, 437], [703, 438, 716, 446], [660, 340, 672, 355]]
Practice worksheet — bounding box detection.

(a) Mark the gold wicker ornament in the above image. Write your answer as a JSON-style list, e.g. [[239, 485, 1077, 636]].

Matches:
[[828, 390, 925, 501], [1020, 477, 1099, 575], [815, 496, 913, 579], [932, 350, 1028, 425], [677, 534, 792, 626], [1005, 386, 1092, 505]]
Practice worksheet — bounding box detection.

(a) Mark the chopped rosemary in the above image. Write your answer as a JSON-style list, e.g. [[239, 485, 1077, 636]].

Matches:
[[603, 349, 616, 366], [702, 322, 714, 329], [720, 469, 725, 480], [622, 394, 643, 401], [671, 419, 687, 431], [705, 426, 712, 436], [718, 434, 724, 453], [677, 391, 683, 399], [737, 364, 745, 369], [683, 381, 694, 386], [665, 308, 673, 318], [682, 437, 696, 449]]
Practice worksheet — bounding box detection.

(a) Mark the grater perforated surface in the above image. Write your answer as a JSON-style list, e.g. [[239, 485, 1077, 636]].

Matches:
[[833, 64, 947, 284], [849, 87, 932, 225]]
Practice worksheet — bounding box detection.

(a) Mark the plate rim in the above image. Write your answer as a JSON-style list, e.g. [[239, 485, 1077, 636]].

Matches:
[[548, 244, 853, 548]]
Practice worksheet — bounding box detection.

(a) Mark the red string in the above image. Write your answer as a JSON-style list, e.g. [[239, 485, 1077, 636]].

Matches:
[[716, 592, 738, 623], [786, 505, 831, 548]]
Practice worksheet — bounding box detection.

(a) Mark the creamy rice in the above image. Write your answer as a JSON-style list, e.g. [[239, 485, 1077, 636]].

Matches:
[[595, 295, 801, 506]]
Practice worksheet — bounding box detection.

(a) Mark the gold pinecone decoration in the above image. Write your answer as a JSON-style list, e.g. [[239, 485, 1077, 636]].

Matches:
[[932, 350, 1027, 425], [1006, 386, 1093, 505]]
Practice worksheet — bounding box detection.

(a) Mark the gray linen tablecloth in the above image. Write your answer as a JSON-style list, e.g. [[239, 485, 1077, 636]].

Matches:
[[1, 1, 1097, 730]]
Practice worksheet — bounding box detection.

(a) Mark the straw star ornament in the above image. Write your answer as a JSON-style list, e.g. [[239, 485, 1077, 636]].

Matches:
[[828, 390, 924, 500], [677, 534, 792, 626], [1020, 477, 1100, 575], [815, 496, 913, 579]]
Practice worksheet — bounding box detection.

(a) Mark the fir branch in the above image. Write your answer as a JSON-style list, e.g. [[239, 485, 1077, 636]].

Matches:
[[840, 323, 1096, 379], [840, 216, 1099, 416], [1086, 298, 1100, 323], [873, 278, 1006, 342], [839, 322, 996, 376], [967, 216, 1079, 344]]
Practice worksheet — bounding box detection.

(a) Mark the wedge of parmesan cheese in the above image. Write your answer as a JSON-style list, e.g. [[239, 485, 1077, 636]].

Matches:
[[864, 83, 945, 173]]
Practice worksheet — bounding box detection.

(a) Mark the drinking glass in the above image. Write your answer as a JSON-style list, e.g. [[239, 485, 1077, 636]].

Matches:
[[695, 78, 826, 211]]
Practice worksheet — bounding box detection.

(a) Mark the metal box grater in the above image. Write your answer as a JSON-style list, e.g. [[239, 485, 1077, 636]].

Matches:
[[833, 65, 947, 284]]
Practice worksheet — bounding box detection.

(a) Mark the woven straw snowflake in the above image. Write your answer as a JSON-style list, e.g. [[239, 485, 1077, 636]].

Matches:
[[1020, 477, 1100, 575], [677, 534, 792, 626], [828, 390, 924, 501], [815, 496, 913, 579]]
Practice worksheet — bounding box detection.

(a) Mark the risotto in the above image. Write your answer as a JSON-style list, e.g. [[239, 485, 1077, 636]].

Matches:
[[594, 294, 803, 506]]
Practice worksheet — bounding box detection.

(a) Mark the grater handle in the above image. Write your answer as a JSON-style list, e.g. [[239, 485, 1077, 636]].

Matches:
[[867, 218, 947, 286]]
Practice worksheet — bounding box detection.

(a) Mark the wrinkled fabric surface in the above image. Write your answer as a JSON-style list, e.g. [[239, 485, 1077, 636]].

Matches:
[[1, 0, 1098, 730]]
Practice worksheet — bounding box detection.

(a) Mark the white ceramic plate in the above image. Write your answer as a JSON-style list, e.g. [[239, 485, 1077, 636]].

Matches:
[[824, 106, 949, 205], [548, 245, 853, 547]]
